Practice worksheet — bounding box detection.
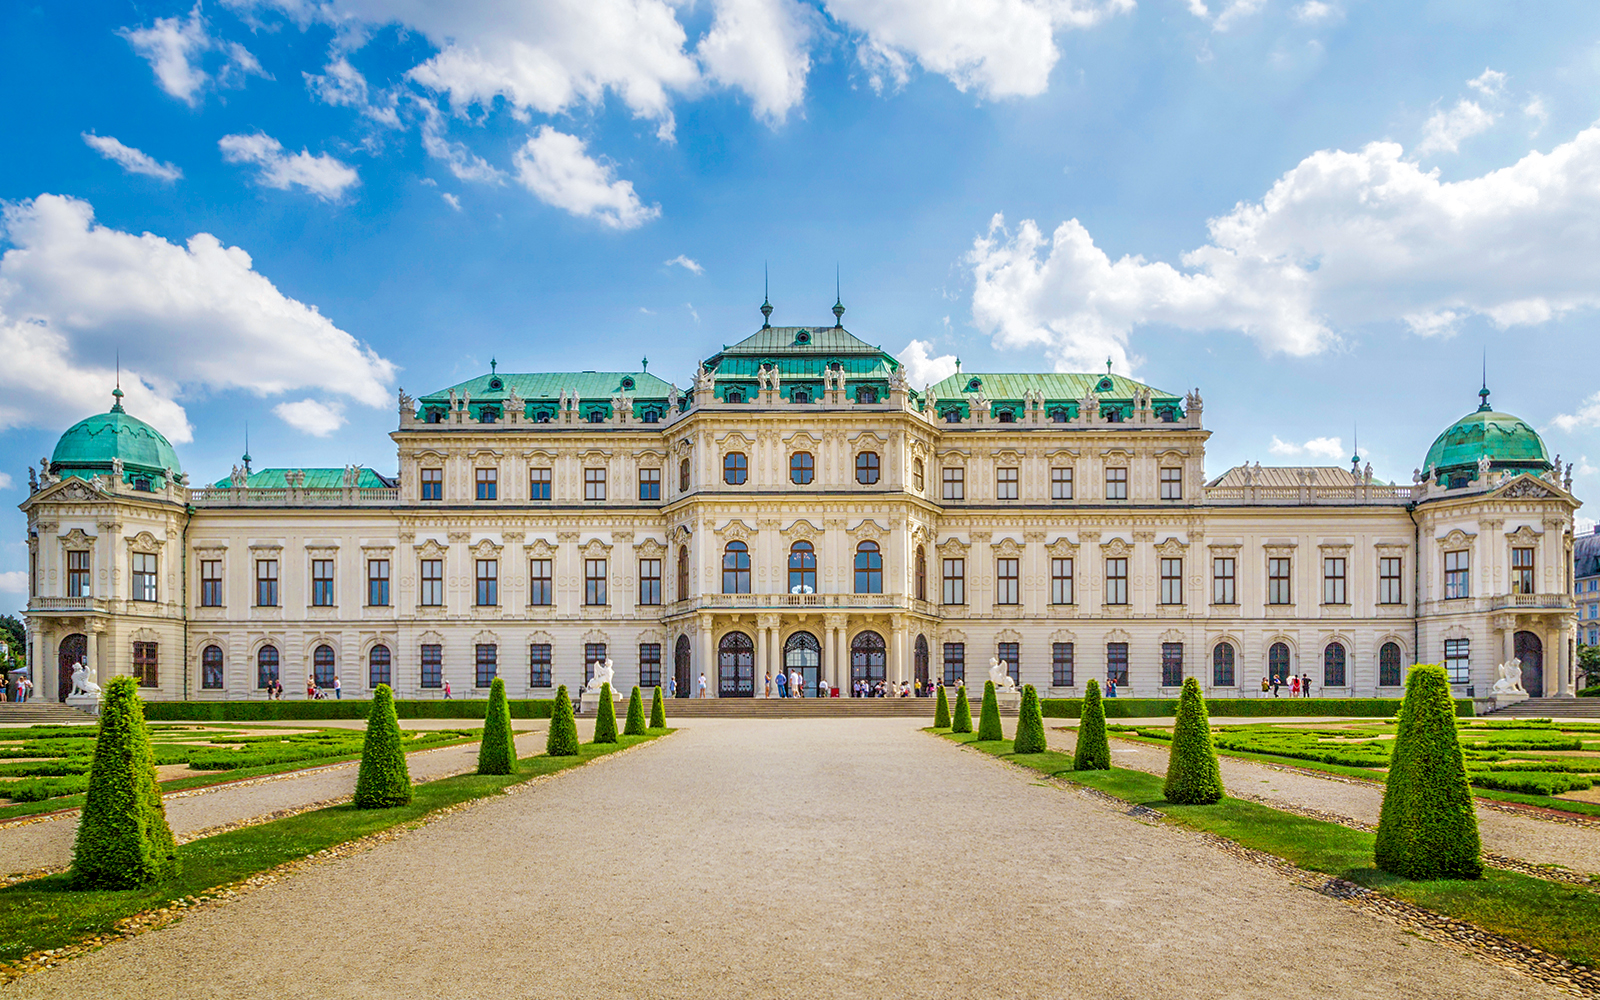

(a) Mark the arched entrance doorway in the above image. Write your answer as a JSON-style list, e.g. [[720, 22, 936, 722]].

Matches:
[[783, 631, 822, 697], [851, 630, 886, 695], [1515, 631, 1544, 697], [57, 633, 86, 703], [718, 632, 755, 698], [914, 635, 930, 690], [674, 635, 692, 698]]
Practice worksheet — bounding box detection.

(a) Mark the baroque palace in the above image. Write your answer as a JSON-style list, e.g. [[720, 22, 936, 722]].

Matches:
[[19, 305, 1584, 704]]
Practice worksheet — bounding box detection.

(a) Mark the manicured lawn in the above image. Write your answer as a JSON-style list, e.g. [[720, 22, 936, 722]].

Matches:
[[941, 731, 1600, 966], [0, 732, 666, 965]]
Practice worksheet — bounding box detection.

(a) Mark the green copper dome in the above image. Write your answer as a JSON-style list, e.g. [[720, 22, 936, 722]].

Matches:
[[50, 391, 182, 487], [1422, 387, 1549, 481]]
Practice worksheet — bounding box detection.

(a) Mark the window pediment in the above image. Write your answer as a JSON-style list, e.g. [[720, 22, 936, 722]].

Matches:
[[1160, 628, 1185, 643], [1505, 524, 1541, 546], [1049, 628, 1078, 644], [718, 519, 754, 542], [1439, 528, 1477, 548], [991, 536, 1024, 557], [1046, 536, 1079, 557], [670, 524, 693, 546], [471, 538, 502, 558], [783, 431, 822, 449], [634, 537, 666, 557], [61, 527, 96, 547], [1155, 536, 1187, 557], [580, 538, 613, 557], [524, 537, 556, 558], [1100, 537, 1133, 558], [937, 536, 969, 557], [849, 519, 887, 541], [784, 518, 821, 542], [414, 538, 448, 558], [1104, 628, 1132, 643]]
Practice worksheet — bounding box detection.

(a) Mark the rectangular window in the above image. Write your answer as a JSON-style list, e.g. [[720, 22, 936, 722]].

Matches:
[[1159, 467, 1183, 500], [529, 644, 553, 687], [1512, 547, 1535, 595], [367, 559, 390, 607], [67, 550, 91, 598], [420, 644, 442, 688], [584, 468, 607, 501], [420, 468, 443, 501], [528, 468, 552, 501], [200, 559, 223, 607], [942, 467, 965, 500], [132, 641, 159, 687], [1213, 557, 1236, 605], [996, 558, 1020, 605], [639, 558, 662, 606], [1444, 638, 1470, 684], [1051, 558, 1074, 605], [639, 643, 662, 687], [1323, 557, 1347, 605], [1378, 557, 1404, 605], [1105, 467, 1128, 500], [943, 642, 965, 685], [529, 559, 553, 606], [475, 468, 498, 500], [996, 467, 1019, 501], [1160, 557, 1183, 605], [942, 558, 966, 605], [584, 643, 607, 683], [1106, 642, 1129, 685], [311, 559, 334, 607], [1161, 642, 1183, 687], [1105, 557, 1129, 605], [256, 559, 279, 607], [639, 468, 661, 501], [996, 642, 1019, 686], [1444, 550, 1470, 600], [1052, 643, 1075, 686], [585, 559, 608, 606], [475, 644, 497, 687], [1050, 467, 1073, 500], [132, 552, 158, 602], [1268, 557, 1292, 605], [476, 559, 498, 606], [420, 559, 444, 607]]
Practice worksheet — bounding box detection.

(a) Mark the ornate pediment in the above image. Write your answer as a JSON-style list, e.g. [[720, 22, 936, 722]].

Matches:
[[1155, 536, 1188, 557], [60, 527, 96, 547], [1505, 524, 1541, 546], [716, 431, 755, 449], [1046, 535, 1079, 557], [471, 538, 502, 558], [672, 436, 694, 457], [527, 630, 555, 645], [634, 537, 667, 557], [45, 478, 104, 504], [1104, 627, 1132, 643], [784, 430, 822, 449], [784, 518, 821, 542], [991, 536, 1024, 557], [1101, 536, 1133, 558], [193, 541, 228, 558], [582, 628, 611, 646], [1497, 475, 1560, 500], [472, 628, 500, 645], [993, 449, 1023, 466], [1160, 628, 1185, 643], [669, 524, 693, 546], [849, 519, 887, 541], [1439, 528, 1476, 548], [127, 531, 162, 554], [415, 538, 448, 558], [1049, 628, 1078, 644], [520, 448, 558, 462], [908, 521, 935, 545], [937, 450, 968, 467], [848, 430, 888, 448], [718, 519, 755, 542], [580, 538, 612, 558], [524, 536, 556, 559], [937, 536, 969, 557], [995, 628, 1023, 644], [939, 627, 967, 644]]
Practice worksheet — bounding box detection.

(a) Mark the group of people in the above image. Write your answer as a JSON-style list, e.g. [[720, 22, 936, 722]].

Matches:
[[0, 675, 32, 702], [766, 671, 827, 698], [1264, 673, 1314, 697], [302, 675, 345, 700]]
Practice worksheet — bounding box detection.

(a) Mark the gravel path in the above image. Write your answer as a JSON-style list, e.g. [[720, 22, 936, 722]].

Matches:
[[8, 719, 1567, 1000]]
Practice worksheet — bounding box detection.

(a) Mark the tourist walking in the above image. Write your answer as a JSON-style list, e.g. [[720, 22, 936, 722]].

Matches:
[[1270, 675, 1280, 697], [1106, 677, 1118, 698], [306, 675, 317, 700], [667, 675, 676, 699], [764, 672, 772, 698], [790, 669, 802, 698], [443, 680, 452, 699], [333, 675, 342, 699], [698, 673, 708, 698], [1290, 675, 1300, 697], [1261, 676, 1270, 696]]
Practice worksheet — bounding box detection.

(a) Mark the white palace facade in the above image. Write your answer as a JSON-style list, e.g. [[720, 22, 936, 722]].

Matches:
[[19, 311, 1583, 704]]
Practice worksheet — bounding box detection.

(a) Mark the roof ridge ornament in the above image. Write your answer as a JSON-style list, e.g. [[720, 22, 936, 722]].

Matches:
[[1478, 347, 1492, 411], [761, 263, 773, 329], [833, 264, 845, 328]]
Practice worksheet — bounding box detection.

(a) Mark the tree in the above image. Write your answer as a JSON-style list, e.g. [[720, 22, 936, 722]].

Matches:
[[649, 685, 667, 729], [977, 680, 1004, 741], [476, 677, 517, 775], [1579, 645, 1600, 690], [546, 685, 580, 756], [0, 614, 24, 674], [624, 685, 648, 736], [952, 685, 973, 734], [1163, 677, 1225, 804], [934, 685, 951, 728], [593, 683, 619, 743], [1073, 679, 1110, 771], [354, 684, 412, 808], [1374, 664, 1483, 880], [71, 677, 179, 888], [1013, 684, 1046, 754]]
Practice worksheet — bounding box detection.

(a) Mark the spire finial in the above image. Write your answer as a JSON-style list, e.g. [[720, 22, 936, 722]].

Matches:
[[1478, 348, 1491, 411], [1106, 356, 1113, 375], [760, 262, 773, 329], [243, 422, 252, 473], [833, 265, 845, 328], [642, 356, 649, 373], [1352, 423, 1360, 470], [490, 357, 497, 375], [111, 350, 124, 412]]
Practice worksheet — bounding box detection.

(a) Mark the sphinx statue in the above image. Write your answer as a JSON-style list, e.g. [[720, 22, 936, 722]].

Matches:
[[988, 657, 1016, 694], [69, 662, 102, 697], [1490, 658, 1526, 696], [586, 658, 616, 695]]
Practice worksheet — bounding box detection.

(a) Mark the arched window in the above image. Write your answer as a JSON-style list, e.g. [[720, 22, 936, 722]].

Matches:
[[854, 541, 883, 594], [914, 635, 930, 687], [724, 452, 748, 485], [788, 541, 816, 594], [850, 631, 886, 693], [201, 645, 224, 689], [679, 457, 691, 492], [1268, 642, 1290, 683], [784, 631, 822, 697], [723, 541, 751, 594], [1212, 642, 1235, 687], [914, 545, 927, 602], [790, 452, 814, 485], [943, 409, 962, 423], [856, 386, 878, 404], [1379, 641, 1403, 687], [313, 644, 336, 687], [1050, 408, 1070, 423], [792, 389, 810, 404], [726, 389, 745, 404], [1323, 642, 1347, 687], [257, 644, 279, 689], [369, 644, 392, 688], [677, 546, 690, 600], [856, 452, 880, 485], [913, 458, 925, 491]]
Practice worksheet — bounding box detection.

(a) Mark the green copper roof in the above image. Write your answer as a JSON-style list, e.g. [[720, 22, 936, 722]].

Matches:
[[923, 372, 1180, 403], [419, 371, 677, 403], [710, 326, 888, 357], [51, 395, 182, 482], [1423, 395, 1550, 476], [210, 468, 394, 489]]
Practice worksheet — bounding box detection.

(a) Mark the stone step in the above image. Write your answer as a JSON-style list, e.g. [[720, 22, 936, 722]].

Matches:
[[1486, 698, 1600, 718], [628, 698, 1017, 719], [0, 702, 98, 725]]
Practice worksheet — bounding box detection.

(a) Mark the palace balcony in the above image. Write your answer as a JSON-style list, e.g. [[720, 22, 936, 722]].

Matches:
[[1491, 593, 1574, 611], [188, 486, 400, 507], [666, 593, 936, 615], [29, 596, 108, 613], [1202, 483, 1418, 506]]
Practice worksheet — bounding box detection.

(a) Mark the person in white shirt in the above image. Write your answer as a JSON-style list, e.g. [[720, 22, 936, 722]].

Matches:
[[698, 673, 708, 698]]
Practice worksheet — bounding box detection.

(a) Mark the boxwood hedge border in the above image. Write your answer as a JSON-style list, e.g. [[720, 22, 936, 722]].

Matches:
[[144, 699, 557, 722], [1038, 697, 1472, 719]]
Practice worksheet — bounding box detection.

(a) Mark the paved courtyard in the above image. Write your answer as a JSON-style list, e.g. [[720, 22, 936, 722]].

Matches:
[[10, 719, 1570, 999]]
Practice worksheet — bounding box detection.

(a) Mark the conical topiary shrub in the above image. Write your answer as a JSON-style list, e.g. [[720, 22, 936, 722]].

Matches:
[[1163, 676, 1224, 804], [1374, 664, 1483, 880], [977, 680, 1004, 741], [477, 677, 517, 775], [624, 685, 647, 736], [1013, 684, 1046, 754], [952, 685, 973, 734], [354, 684, 412, 808], [1074, 679, 1110, 771], [934, 685, 951, 728], [593, 682, 619, 744], [649, 685, 667, 729], [71, 676, 179, 888], [546, 685, 580, 757]]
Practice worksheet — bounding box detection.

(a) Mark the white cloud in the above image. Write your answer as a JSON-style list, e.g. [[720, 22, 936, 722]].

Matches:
[[1467, 68, 1507, 98], [0, 571, 26, 594], [81, 134, 183, 182], [1418, 99, 1497, 156], [441, 192, 461, 211], [699, 0, 814, 123], [1269, 435, 1351, 460], [304, 56, 400, 126], [512, 126, 659, 229], [1213, 0, 1266, 32], [968, 122, 1600, 371], [0, 472, 13, 490], [219, 132, 361, 200], [899, 339, 958, 389], [420, 109, 506, 184], [665, 255, 704, 274], [1553, 392, 1600, 432], [0, 194, 396, 443], [1525, 96, 1549, 133], [273, 398, 346, 435], [120, 5, 267, 106], [1292, 1, 1338, 22]]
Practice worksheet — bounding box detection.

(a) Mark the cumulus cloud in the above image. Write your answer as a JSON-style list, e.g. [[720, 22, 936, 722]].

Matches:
[[0, 473, 13, 490], [219, 132, 361, 199], [699, 0, 814, 123], [899, 339, 959, 389], [120, 5, 267, 106], [665, 255, 703, 274], [0, 571, 26, 594], [420, 110, 506, 183], [0, 194, 396, 442], [1292, 1, 1338, 22], [1552, 392, 1600, 432], [1212, 0, 1266, 32], [968, 122, 1600, 371], [441, 192, 461, 211], [1467, 68, 1507, 98], [81, 134, 183, 182], [273, 398, 346, 435], [513, 126, 659, 229], [1269, 435, 1348, 460], [304, 56, 400, 126], [1525, 96, 1550, 134], [1418, 99, 1497, 156]]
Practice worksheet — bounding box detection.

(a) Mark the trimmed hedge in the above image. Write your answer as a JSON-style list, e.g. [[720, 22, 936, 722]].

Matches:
[[934, 686, 951, 729], [1163, 677, 1225, 805], [593, 683, 619, 744], [353, 685, 412, 808], [1374, 665, 1483, 880], [71, 677, 179, 888], [977, 681, 1004, 741], [476, 678, 516, 776], [952, 685, 973, 734], [1039, 697, 1472, 719], [1013, 685, 1046, 754], [144, 699, 557, 722], [546, 686, 580, 757], [1074, 679, 1110, 771], [1472, 771, 1594, 796], [649, 686, 667, 730], [624, 686, 648, 737]]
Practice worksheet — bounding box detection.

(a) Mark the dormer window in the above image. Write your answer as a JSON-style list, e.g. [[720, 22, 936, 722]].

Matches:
[[1097, 377, 1114, 392], [424, 408, 445, 423], [479, 407, 499, 424], [856, 387, 878, 404], [1050, 408, 1069, 423], [133, 476, 152, 492], [587, 410, 606, 423], [726, 390, 745, 404], [796, 331, 811, 344], [1157, 406, 1177, 422], [1105, 409, 1124, 423], [534, 411, 551, 424], [621, 376, 635, 390], [966, 377, 982, 392], [996, 409, 1014, 423], [642, 409, 660, 423], [488, 377, 503, 391], [943, 409, 962, 423], [792, 389, 810, 404]]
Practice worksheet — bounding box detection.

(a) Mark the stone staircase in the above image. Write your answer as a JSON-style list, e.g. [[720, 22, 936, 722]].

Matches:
[[596, 697, 1005, 720], [0, 701, 97, 725], [1485, 697, 1600, 719]]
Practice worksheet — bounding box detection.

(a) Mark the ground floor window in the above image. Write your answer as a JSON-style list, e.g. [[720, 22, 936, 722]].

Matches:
[[475, 644, 497, 688], [313, 644, 336, 688], [421, 644, 442, 688], [257, 645, 279, 688], [943, 643, 965, 685], [639, 643, 662, 687], [585, 643, 608, 684], [1106, 643, 1129, 686], [369, 644, 392, 688], [1378, 641, 1402, 686], [133, 641, 159, 688], [201, 645, 224, 689], [1268, 642, 1291, 684], [1444, 638, 1470, 684], [530, 644, 552, 687], [1323, 642, 1346, 686], [996, 642, 1019, 686], [1161, 642, 1183, 687], [1212, 643, 1235, 687], [1051, 643, 1074, 687]]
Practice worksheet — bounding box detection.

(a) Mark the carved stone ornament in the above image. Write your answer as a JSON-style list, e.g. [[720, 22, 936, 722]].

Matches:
[[718, 520, 754, 542], [524, 537, 556, 558], [1047, 536, 1079, 557], [471, 538, 502, 558], [414, 538, 449, 558], [1104, 628, 1132, 643], [937, 536, 970, 557], [669, 524, 693, 546], [784, 519, 821, 542], [849, 519, 888, 541], [1049, 629, 1078, 644], [1160, 629, 1185, 643], [1100, 537, 1133, 558], [991, 536, 1024, 557], [1440, 528, 1476, 548], [53, 480, 101, 503], [127, 531, 162, 554], [61, 527, 96, 548], [1500, 477, 1558, 499], [1505, 524, 1542, 546], [580, 538, 612, 558], [634, 537, 667, 557], [1155, 536, 1188, 557]]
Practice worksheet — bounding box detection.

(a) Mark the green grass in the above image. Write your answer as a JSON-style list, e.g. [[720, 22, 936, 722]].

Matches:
[[938, 730, 1600, 966], [0, 731, 668, 965]]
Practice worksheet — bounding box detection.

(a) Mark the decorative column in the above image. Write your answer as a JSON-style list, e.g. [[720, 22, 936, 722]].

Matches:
[[825, 613, 847, 695], [698, 616, 713, 698], [756, 622, 769, 698], [85, 624, 100, 687], [891, 617, 907, 686], [1555, 621, 1570, 697], [31, 628, 47, 702]]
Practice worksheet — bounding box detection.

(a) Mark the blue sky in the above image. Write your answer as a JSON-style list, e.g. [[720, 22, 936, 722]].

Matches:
[[4, 0, 1600, 612]]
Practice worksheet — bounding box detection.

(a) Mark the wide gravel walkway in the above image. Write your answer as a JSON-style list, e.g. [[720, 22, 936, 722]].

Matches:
[[9, 719, 1566, 999]]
